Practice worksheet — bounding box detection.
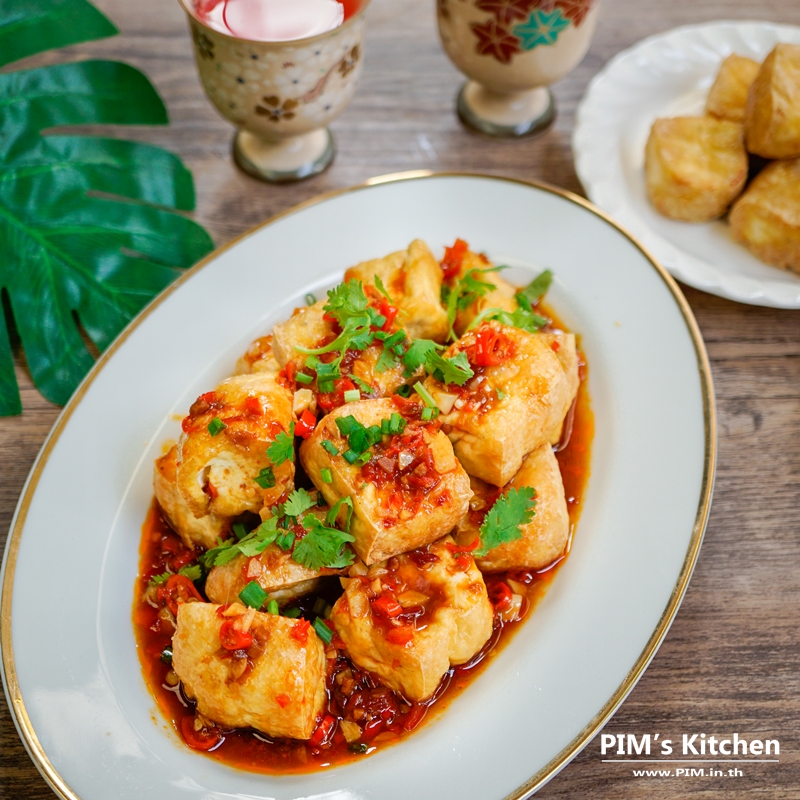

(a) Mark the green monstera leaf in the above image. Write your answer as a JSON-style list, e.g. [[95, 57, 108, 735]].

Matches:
[[0, 0, 214, 415]]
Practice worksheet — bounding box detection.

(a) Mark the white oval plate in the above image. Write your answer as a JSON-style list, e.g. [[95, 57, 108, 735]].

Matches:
[[573, 21, 800, 308], [1, 173, 714, 800]]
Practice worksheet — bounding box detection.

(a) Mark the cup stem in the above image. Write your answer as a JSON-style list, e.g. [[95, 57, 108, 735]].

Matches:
[[233, 128, 335, 183], [457, 81, 555, 138]]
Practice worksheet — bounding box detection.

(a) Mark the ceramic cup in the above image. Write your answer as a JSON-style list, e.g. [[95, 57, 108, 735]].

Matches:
[[437, 0, 600, 137], [179, 0, 370, 182]]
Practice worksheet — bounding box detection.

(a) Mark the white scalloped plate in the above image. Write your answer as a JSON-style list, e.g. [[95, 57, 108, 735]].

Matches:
[[574, 21, 800, 308]]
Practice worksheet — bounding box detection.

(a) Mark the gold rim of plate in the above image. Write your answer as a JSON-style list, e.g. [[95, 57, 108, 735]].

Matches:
[[0, 170, 717, 800]]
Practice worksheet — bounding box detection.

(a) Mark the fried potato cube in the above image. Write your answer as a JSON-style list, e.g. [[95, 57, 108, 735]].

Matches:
[[446, 247, 519, 338], [706, 54, 761, 123], [330, 538, 493, 701], [300, 398, 472, 565], [153, 446, 229, 550], [645, 116, 748, 221], [745, 43, 800, 158], [234, 334, 280, 375], [424, 323, 578, 487], [172, 603, 326, 739], [729, 158, 800, 274], [344, 239, 449, 342], [176, 372, 294, 519], [455, 445, 569, 572]]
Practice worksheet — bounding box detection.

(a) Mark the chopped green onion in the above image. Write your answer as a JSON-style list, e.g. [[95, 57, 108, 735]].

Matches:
[[295, 371, 313, 385], [267, 599, 280, 615], [305, 293, 317, 306], [381, 418, 391, 435], [254, 467, 276, 489], [355, 451, 372, 467], [349, 742, 369, 754], [275, 531, 295, 551], [343, 389, 360, 403], [207, 417, 226, 437], [496, 389, 506, 401], [320, 467, 333, 484], [335, 416, 360, 436], [282, 606, 301, 618], [371, 313, 387, 329], [395, 384, 412, 398], [313, 617, 333, 645], [321, 440, 339, 456], [421, 407, 434, 421], [343, 449, 360, 465], [414, 382, 437, 408], [366, 425, 383, 446], [313, 597, 327, 616], [318, 380, 335, 394], [160, 646, 173, 664], [239, 580, 268, 609], [389, 413, 406, 435], [233, 522, 248, 540]]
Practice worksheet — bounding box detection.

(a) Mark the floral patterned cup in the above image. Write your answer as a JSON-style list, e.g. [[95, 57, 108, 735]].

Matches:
[[179, 0, 369, 182], [437, 0, 599, 137]]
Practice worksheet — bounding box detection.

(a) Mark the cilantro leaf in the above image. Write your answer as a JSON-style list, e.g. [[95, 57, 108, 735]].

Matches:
[[323, 280, 369, 325], [443, 268, 499, 339], [178, 564, 202, 581], [427, 350, 474, 386], [519, 269, 553, 304], [374, 274, 393, 303], [201, 518, 280, 567], [267, 422, 295, 465], [293, 515, 356, 570], [403, 339, 441, 376], [475, 487, 537, 557], [326, 496, 354, 531], [468, 304, 548, 335], [282, 488, 317, 518], [147, 571, 171, 588], [374, 346, 399, 374]]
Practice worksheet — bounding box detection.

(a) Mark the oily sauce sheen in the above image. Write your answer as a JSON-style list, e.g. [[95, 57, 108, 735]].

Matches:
[[132, 300, 593, 774]]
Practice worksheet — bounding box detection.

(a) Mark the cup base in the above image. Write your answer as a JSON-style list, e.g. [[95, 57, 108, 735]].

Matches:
[[457, 82, 555, 138], [233, 128, 335, 183]]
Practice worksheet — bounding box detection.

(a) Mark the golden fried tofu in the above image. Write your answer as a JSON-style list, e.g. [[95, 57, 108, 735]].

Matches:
[[234, 335, 281, 375], [344, 239, 449, 342], [153, 446, 229, 550], [706, 54, 761, 123], [446, 248, 518, 338], [330, 537, 493, 701], [300, 398, 472, 565], [745, 43, 800, 158], [205, 499, 343, 607], [176, 372, 294, 519], [172, 602, 326, 739], [424, 323, 578, 487], [729, 158, 800, 274], [272, 298, 415, 412], [645, 116, 748, 222], [455, 444, 569, 572]]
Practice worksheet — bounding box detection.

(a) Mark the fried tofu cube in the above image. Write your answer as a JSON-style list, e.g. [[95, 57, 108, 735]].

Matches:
[[706, 54, 761, 123], [455, 444, 569, 572], [172, 603, 326, 739], [745, 43, 800, 158], [445, 247, 519, 338], [645, 116, 748, 221], [154, 446, 229, 550], [205, 498, 344, 606], [729, 158, 800, 274], [424, 323, 579, 487], [176, 372, 294, 519], [272, 298, 415, 410], [344, 239, 449, 342], [300, 398, 472, 565], [235, 334, 281, 375], [330, 538, 493, 701]]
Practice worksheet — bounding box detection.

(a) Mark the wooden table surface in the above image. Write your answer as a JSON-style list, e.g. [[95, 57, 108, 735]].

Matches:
[[2, 0, 799, 797]]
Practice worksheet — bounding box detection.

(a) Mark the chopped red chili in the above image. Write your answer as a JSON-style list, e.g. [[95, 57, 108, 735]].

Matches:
[[488, 581, 513, 611], [275, 694, 291, 709], [181, 715, 222, 750], [309, 714, 337, 747], [245, 396, 263, 415], [372, 595, 403, 618], [219, 619, 253, 651], [295, 409, 317, 439], [289, 618, 311, 645], [317, 378, 356, 412], [158, 574, 204, 618], [441, 238, 468, 281], [385, 626, 414, 646], [469, 327, 514, 368], [446, 536, 480, 554]]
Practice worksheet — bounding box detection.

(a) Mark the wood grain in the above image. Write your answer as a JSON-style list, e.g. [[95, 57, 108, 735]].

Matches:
[[1, 0, 799, 797]]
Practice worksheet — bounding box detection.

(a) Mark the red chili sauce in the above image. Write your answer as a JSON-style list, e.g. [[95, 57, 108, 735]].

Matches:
[[132, 303, 592, 774]]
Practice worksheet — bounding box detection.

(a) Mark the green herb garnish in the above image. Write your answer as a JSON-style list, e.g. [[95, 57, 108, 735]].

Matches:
[[239, 580, 268, 609], [519, 269, 553, 304], [313, 617, 334, 644], [207, 417, 226, 437], [267, 422, 295, 465], [254, 466, 276, 489], [475, 487, 537, 557]]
